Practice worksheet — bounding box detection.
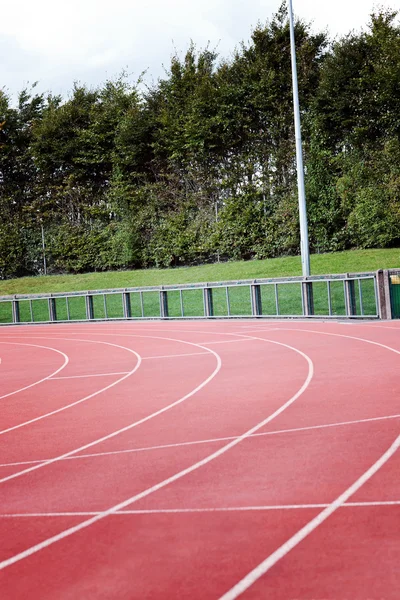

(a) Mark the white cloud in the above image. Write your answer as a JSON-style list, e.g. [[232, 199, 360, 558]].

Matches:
[[0, 0, 397, 98]]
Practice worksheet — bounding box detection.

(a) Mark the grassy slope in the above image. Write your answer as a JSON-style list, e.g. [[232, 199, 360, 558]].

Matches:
[[0, 248, 399, 296]]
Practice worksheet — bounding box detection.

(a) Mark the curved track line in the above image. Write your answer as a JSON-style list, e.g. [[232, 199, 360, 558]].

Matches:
[[0, 338, 141, 436], [214, 325, 400, 599], [0, 335, 221, 484], [0, 337, 313, 570], [219, 435, 400, 600], [0, 342, 69, 400], [235, 325, 400, 358], [300, 327, 400, 358], [1, 412, 398, 469]]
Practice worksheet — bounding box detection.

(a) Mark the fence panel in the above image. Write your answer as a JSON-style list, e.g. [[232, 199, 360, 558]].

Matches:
[[105, 293, 124, 319], [312, 282, 329, 316], [67, 296, 87, 320], [128, 292, 143, 318], [30, 299, 49, 322], [329, 281, 347, 316], [142, 291, 161, 318], [0, 272, 382, 325], [92, 294, 106, 319], [390, 274, 400, 319], [166, 290, 183, 317], [212, 287, 229, 317], [228, 285, 252, 316], [355, 278, 377, 317], [0, 301, 13, 324], [276, 282, 303, 316], [18, 300, 33, 322], [181, 289, 204, 317], [259, 284, 277, 316], [55, 297, 69, 321]]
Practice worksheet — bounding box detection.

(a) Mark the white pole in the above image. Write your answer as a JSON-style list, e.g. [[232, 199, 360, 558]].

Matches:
[[288, 0, 310, 277]]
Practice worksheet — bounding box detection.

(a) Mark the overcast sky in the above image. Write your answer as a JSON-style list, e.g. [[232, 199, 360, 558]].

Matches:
[[1, 0, 397, 100]]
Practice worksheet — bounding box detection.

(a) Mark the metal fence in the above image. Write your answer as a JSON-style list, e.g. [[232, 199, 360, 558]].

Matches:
[[0, 271, 383, 325], [389, 270, 400, 319]]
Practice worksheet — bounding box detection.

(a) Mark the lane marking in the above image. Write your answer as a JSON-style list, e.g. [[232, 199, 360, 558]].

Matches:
[[49, 352, 211, 380], [51, 372, 130, 380], [212, 325, 400, 599], [219, 435, 400, 600], [3, 332, 259, 345], [1, 412, 399, 469], [234, 326, 400, 361], [143, 351, 210, 359], [0, 338, 313, 570], [0, 342, 69, 400], [0, 336, 222, 484], [362, 323, 400, 330], [0, 339, 142, 436], [195, 339, 256, 345], [0, 500, 399, 518]]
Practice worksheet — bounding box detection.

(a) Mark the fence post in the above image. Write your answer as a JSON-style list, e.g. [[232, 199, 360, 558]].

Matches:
[[123, 292, 131, 319], [376, 270, 392, 320], [160, 289, 169, 319], [302, 281, 314, 316], [344, 278, 357, 316], [250, 283, 262, 316], [48, 297, 57, 322], [12, 299, 20, 324], [85, 295, 94, 320], [203, 286, 214, 317]]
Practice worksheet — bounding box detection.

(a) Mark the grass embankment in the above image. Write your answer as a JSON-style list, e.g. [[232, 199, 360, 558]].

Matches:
[[0, 248, 398, 323], [0, 248, 399, 296]]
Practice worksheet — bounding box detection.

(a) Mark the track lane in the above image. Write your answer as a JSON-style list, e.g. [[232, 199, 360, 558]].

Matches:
[[0, 342, 68, 399], [0, 320, 399, 599]]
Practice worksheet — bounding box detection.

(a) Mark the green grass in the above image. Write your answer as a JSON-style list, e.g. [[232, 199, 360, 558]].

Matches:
[[0, 248, 398, 323], [0, 248, 399, 297]]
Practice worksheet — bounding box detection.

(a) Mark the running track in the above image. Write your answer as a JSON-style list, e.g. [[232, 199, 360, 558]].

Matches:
[[0, 320, 399, 599]]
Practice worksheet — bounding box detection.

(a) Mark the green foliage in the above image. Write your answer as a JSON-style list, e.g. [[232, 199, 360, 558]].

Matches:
[[0, 220, 28, 278], [0, 7, 399, 279], [45, 221, 134, 273], [213, 193, 267, 260], [342, 139, 400, 248]]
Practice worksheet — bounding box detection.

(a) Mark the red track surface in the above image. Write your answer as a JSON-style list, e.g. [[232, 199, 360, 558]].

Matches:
[[0, 320, 399, 599]]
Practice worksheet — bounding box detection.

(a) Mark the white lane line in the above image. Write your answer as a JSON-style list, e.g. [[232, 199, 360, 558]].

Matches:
[[1, 501, 399, 518], [4, 332, 257, 347], [0, 337, 222, 484], [219, 435, 400, 600], [363, 324, 400, 330], [1, 412, 399, 469], [0, 339, 141, 436], [257, 326, 400, 359], [143, 351, 210, 359], [49, 352, 211, 380], [119, 500, 400, 512], [344, 500, 400, 507], [51, 372, 130, 380], [0, 342, 69, 400], [0, 338, 313, 570], [195, 339, 256, 345]]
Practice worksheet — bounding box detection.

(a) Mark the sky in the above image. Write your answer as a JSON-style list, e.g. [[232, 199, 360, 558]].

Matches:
[[0, 0, 397, 100]]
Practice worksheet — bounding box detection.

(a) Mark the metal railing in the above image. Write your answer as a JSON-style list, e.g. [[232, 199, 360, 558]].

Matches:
[[0, 271, 383, 325]]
